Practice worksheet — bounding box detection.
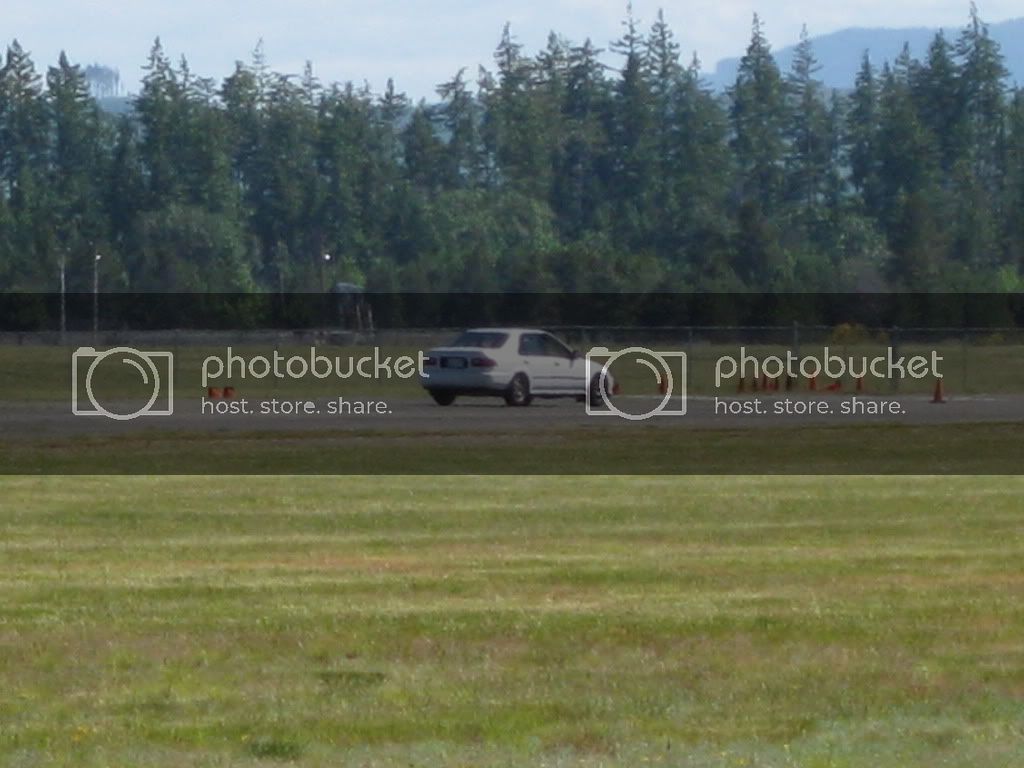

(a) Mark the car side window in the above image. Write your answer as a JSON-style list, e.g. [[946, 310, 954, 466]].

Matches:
[[518, 334, 544, 356], [540, 334, 574, 359]]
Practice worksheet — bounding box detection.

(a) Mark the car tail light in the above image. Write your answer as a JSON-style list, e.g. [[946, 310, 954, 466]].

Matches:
[[471, 356, 497, 368]]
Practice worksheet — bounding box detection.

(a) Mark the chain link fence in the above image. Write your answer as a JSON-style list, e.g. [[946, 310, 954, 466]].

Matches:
[[2, 323, 1021, 396], [552, 324, 1024, 396]]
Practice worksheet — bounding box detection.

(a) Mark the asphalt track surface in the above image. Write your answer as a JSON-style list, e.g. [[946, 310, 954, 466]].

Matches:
[[3, 392, 1024, 439]]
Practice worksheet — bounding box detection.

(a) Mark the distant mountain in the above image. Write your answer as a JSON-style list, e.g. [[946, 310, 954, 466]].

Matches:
[[705, 17, 1024, 91]]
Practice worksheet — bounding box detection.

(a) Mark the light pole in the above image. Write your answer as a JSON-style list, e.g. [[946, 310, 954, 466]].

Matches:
[[59, 253, 67, 343], [321, 253, 332, 293], [93, 253, 102, 339]]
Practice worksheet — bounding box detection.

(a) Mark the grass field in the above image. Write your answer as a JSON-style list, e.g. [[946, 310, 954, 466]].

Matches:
[[4, 422, 1024, 474], [2, 475, 1023, 766]]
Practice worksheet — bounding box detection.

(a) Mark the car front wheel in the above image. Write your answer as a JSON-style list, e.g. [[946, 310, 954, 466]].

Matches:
[[504, 374, 532, 407], [588, 373, 610, 408], [430, 390, 457, 406]]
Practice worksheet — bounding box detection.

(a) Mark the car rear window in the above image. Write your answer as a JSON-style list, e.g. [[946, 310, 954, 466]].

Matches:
[[450, 331, 509, 349]]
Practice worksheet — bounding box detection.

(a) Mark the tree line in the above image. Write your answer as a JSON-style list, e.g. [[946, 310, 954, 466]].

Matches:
[[1, 4, 1023, 293]]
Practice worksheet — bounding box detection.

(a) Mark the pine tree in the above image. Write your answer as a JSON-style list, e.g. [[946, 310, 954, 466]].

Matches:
[[377, 77, 409, 167], [913, 31, 963, 173], [0, 41, 50, 284], [263, 73, 321, 288], [0, 41, 47, 205], [730, 15, 786, 215], [608, 3, 654, 246], [670, 55, 733, 284], [847, 52, 882, 216], [876, 56, 937, 230], [134, 38, 183, 204], [784, 26, 830, 232], [535, 32, 570, 109], [480, 24, 549, 197], [878, 54, 944, 286], [221, 59, 263, 190], [436, 68, 481, 188], [47, 51, 105, 273], [533, 33, 571, 207], [643, 10, 683, 252], [181, 61, 236, 212], [552, 39, 611, 239], [106, 116, 144, 262], [402, 103, 445, 191], [824, 91, 847, 220], [956, 2, 1008, 191], [1005, 89, 1024, 271]]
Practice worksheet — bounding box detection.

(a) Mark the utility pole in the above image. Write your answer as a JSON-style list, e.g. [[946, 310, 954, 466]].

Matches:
[[59, 253, 67, 343], [320, 253, 332, 293], [93, 253, 102, 340]]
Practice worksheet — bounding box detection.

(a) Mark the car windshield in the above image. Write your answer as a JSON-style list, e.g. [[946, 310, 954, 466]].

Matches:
[[450, 331, 509, 349]]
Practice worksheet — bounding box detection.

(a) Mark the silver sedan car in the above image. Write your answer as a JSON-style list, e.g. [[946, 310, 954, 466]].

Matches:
[[420, 328, 615, 407]]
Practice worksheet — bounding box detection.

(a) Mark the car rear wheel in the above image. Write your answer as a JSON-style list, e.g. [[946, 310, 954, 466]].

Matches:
[[430, 390, 457, 406], [504, 374, 532, 407]]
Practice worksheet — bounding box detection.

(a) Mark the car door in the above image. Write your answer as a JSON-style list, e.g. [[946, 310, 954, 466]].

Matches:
[[539, 333, 579, 392], [517, 333, 558, 393]]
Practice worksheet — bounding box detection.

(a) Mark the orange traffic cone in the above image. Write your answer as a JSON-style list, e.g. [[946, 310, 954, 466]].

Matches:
[[826, 380, 842, 392], [808, 375, 817, 391], [208, 387, 223, 399], [658, 378, 669, 395], [224, 386, 236, 399], [931, 377, 947, 404]]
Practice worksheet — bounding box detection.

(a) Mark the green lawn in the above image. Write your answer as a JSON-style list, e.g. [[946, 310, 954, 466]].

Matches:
[[4, 422, 1023, 474], [1, 475, 1023, 766]]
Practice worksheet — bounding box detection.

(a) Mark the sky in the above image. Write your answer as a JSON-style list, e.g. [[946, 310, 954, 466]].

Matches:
[[3, 0, 1022, 99]]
